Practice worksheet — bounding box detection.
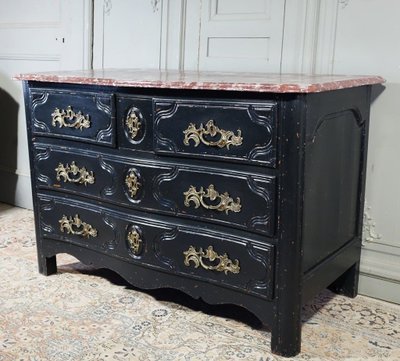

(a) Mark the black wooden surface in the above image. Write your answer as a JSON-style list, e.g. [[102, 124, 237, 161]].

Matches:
[[30, 88, 115, 146], [154, 98, 277, 167], [22, 80, 375, 357], [33, 143, 276, 236], [38, 192, 275, 300]]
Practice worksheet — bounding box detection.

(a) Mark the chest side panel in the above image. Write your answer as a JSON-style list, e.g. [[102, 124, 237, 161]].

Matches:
[[302, 87, 371, 273]]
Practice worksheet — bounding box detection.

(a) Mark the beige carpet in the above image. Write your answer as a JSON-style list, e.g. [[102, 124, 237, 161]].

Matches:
[[0, 204, 399, 361]]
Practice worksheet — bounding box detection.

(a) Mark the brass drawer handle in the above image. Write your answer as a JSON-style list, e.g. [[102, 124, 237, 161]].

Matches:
[[127, 229, 143, 255], [183, 184, 241, 214], [51, 106, 91, 130], [59, 214, 98, 238], [55, 161, 95, 185], [183, 120, 243, 149], [125, 170, 141, 198], [183, 245, 240, 275], [126, 111, 142, 140]]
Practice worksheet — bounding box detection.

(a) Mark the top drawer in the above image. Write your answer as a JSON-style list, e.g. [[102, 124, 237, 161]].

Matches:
[[154, 99, 277, 167], [30, 88, 115, 146]]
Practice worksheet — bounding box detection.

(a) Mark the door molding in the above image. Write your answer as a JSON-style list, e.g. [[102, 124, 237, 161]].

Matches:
[[281, 0, 338, 74]]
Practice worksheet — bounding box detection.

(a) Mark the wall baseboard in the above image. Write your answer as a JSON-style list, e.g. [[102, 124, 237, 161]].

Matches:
[[0, 169, 32, 209], [359, 273, 400, 304], [358, 242, 400, 304]]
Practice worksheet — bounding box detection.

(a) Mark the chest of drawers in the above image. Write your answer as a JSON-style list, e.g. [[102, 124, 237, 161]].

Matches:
[[19, 70, 383, 357]]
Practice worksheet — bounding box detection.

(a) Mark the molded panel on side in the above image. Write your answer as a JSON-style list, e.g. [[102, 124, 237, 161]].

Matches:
[[302, 109, 363, 272]]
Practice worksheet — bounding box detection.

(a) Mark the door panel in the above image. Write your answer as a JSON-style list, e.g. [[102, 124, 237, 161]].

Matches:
[[197, 0, 285, 72]]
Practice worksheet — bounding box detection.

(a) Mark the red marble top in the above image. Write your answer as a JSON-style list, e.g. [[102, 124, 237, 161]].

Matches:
[[15, 69, 385, 93]]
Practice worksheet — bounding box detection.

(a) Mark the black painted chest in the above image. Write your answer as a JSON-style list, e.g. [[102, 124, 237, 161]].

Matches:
[[21, 71, 380, 356]]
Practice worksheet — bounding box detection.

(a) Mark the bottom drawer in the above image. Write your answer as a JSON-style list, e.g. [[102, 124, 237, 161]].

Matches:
[[37, 194, 275, 300]]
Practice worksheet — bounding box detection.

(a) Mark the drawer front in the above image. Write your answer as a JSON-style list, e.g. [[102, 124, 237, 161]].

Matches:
[[154, 164, 276, 236], [154, 99, 277, 167], [30, 88, 115, 146], [34, 145, 276, 236], [38, 194, 275, 300], [116, 95, 153, 151]]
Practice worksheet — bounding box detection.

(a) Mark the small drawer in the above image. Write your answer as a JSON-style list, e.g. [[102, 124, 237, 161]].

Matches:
[[34, 145, 276, 237], [154, 98, 277, 167], [38, 194, 275, 300], [116, 95, 153, 151], [30, 88, 115, 146]]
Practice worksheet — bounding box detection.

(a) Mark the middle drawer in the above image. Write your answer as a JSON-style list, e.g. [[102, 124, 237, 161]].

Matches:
[[34, 145, 276, 237]]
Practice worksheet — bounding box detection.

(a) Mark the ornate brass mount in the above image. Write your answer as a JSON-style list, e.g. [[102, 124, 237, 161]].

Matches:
[[59, 214, 98, 238], [183, 184, 241, 214], [127, 229, 143, 255], [55, 161, 95, 186], [125, 110, 142, 140], [183, 120, 243, 149], [183, 245, 240, 275], [51, 106, 91, 130], [125, 170, 141, 198]]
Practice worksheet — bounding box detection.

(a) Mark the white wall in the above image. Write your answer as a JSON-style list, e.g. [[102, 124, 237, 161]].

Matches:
[[332, 0, 400, 303], [0, 0, 92, 209]]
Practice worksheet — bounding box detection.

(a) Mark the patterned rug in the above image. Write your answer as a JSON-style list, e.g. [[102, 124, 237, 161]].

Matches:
[[0, 204, 399, 361]]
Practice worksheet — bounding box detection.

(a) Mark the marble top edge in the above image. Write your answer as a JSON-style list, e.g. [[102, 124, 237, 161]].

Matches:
[[14, 69, 385, 93]]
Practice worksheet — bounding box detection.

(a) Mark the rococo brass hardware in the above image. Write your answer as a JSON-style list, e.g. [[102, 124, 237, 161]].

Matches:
[[59, 214, 98, 238], [51, 106, 91, 130], [183, 119, 243, 149], [183, 184, 241, 214], [55, 161, 95, 186], [125, 170, 141, 198], [183, 245, 240, 275], [127, 229, 142, 255], [125, 111, 142, 140]]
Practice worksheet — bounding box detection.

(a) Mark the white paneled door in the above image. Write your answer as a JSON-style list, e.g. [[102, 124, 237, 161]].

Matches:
[[93, 0, 286, 73], [195, 0, 286, 72], [93, 0, 163, 69], [0, 0, 91, 208]]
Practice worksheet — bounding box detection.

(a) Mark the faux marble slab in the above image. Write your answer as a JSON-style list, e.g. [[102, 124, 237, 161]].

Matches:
[[15, 69, 385, 93]]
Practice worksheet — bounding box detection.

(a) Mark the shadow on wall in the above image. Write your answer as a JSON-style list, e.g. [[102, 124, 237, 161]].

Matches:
[[0, 87, 19, 205]]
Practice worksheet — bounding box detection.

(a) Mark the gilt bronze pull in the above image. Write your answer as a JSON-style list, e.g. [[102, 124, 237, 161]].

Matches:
[[183, 120, 242, 149], [183, 245, 240, 275], [127, 229, 143, 255], [125, 170, 141, 198], [51, 106, 91, 130], [183, 184, 241, 214], [59, 214, 97, 238], [55, 161, 95, 186], [125, 111, 142, 140]]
